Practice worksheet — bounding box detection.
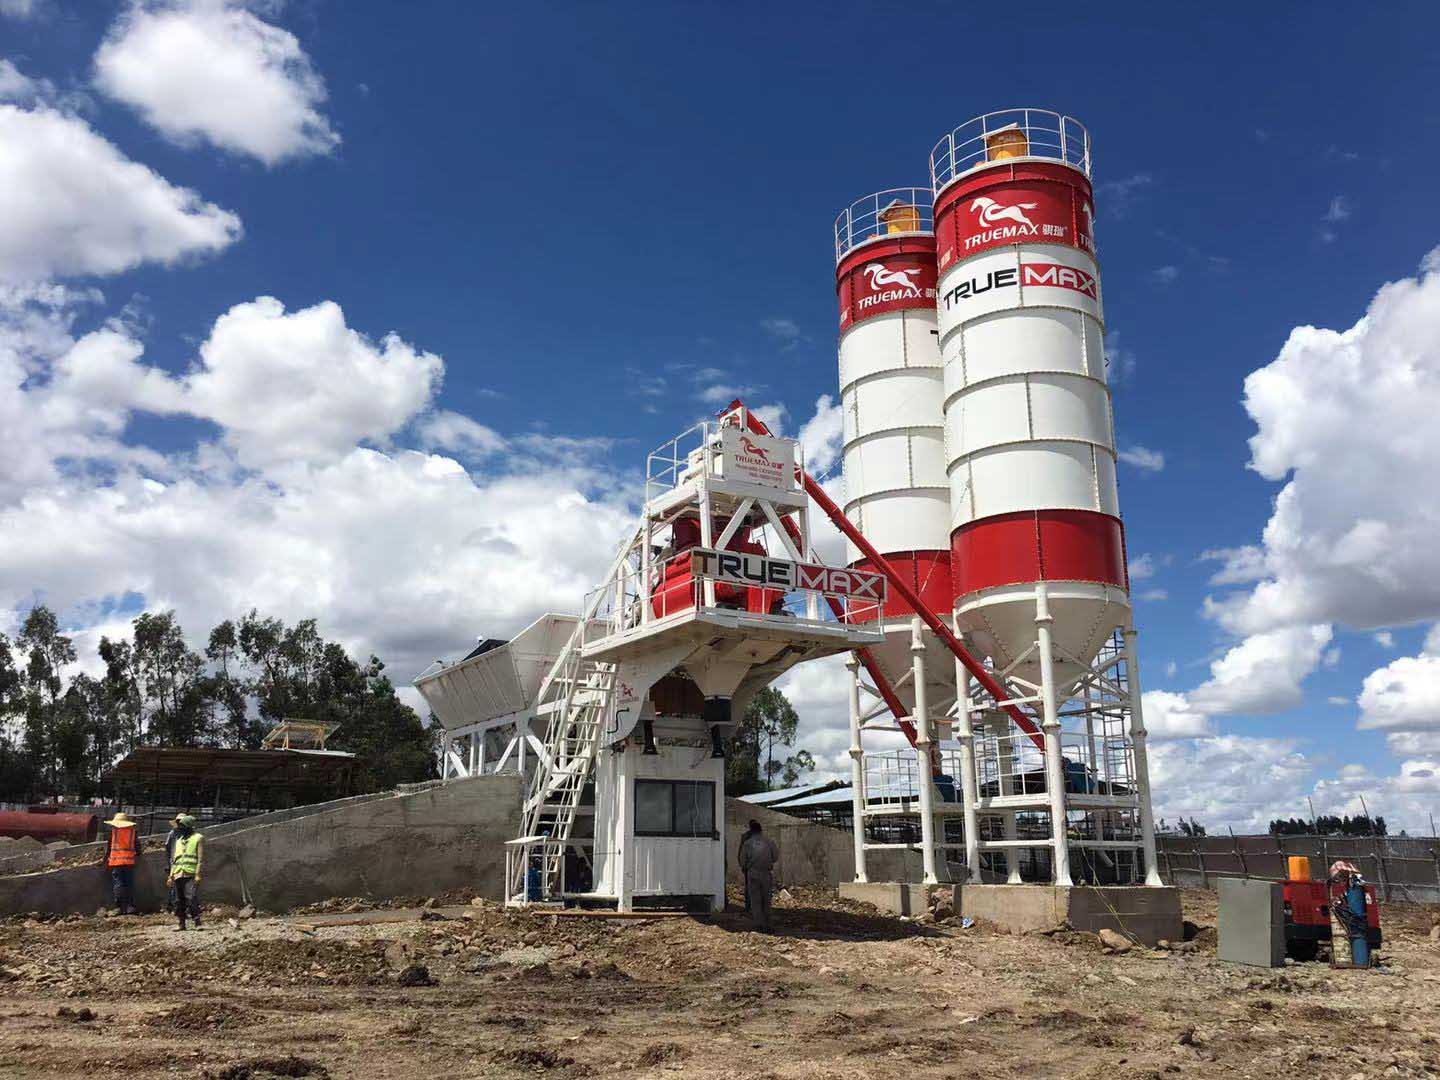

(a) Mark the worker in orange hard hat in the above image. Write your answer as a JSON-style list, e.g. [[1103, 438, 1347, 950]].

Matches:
[[104, 810, 142, 916]]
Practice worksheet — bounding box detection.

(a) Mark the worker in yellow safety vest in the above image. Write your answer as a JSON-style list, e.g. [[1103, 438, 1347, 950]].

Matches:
[[166, 813, 204, 931]]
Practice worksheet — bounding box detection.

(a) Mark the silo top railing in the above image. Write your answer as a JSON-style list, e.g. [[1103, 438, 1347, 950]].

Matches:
[[930, 109, 1091, 194], [833, 187, 934, 263]]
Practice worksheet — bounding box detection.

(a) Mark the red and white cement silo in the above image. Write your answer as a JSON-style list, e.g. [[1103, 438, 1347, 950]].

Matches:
[[834, 189, 949, 617], [930, 112, 1128, 686], [834, 190, 963, 884], [929, 110, 1161, 889], [833, 192, 961, 720]]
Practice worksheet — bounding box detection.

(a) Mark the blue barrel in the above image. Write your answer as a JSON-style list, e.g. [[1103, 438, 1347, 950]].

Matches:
[[525, 866, 542, 902], [1345, 884, 1370, 966]]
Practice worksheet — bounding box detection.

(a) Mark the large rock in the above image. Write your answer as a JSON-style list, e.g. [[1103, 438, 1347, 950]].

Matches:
[[1098, 928, 1133, 954]]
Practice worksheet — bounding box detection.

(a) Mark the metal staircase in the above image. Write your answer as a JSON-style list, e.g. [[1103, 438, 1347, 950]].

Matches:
[[504, 524, 642, 906], [507, 640, 616, 903]]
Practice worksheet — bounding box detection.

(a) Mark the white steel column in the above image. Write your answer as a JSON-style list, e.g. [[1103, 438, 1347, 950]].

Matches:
[[1035, 582, 1073, 888], [1124, 626, 1164, 887], [639, 513, 653, 625], [697, 475, 716, 608], [952, 616, 982, 883], [799, 506, 820, 621], [616, 747, 633, 912], [995, 714, 1022, 883], [911, 618, 939, 885], [845, 655, 868, 884]]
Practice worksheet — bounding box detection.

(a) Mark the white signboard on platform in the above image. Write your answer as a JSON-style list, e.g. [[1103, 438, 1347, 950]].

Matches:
[[720, 427, 794, 489]]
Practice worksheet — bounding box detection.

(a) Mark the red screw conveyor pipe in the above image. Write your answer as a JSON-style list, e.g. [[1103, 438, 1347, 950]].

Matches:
[[732, 401, 1046, 754]]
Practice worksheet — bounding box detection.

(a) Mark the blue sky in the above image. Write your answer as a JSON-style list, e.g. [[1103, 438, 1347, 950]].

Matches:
[[4, 1, 1440, 829]]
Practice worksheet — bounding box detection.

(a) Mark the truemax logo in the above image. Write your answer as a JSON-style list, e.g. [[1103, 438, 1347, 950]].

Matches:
[[689, 549, 887, 604], [732, 434, 786, 480], [941, 262, 1097, 310], [857, 262, 935, 312], [962, 197, 1075, 253]]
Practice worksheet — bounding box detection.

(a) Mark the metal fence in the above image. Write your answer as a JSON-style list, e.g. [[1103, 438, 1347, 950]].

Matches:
[[1158, 833, 1440, 904]]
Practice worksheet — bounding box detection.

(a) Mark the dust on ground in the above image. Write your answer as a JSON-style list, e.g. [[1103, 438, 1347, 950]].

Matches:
[[0, 886, 1437, 1079]]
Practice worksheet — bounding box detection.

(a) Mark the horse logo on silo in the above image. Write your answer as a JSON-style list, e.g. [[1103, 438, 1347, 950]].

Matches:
[[970, 196, 1039, 228], [863, 264, 923, 292]]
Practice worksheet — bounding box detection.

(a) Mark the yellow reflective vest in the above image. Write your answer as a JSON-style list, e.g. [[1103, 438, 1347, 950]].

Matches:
[[171, 832, 202, 878]]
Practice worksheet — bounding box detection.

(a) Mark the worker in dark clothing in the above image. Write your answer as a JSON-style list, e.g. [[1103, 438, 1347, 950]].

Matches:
[[104, 811, 141, 915], [737, 820, 780, 933], [163, 818, 180, 915]]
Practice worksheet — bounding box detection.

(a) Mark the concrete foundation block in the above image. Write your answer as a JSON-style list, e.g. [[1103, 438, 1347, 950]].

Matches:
[[1217, 878, 1284, 967], [838, 880, 940, 917], [958, 884, 1183, 945]]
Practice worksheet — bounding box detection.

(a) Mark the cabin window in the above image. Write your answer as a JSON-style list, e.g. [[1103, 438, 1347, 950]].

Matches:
[[634, 779, 716, 838]]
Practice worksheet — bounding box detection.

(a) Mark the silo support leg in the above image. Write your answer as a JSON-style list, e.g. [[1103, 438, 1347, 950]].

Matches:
[[912, 618, 939, 886], [1124, 627, 1164, 887], [1036, 583, 1073, 888], [846, 656, 868, 884], [952, 615, 982, 885]]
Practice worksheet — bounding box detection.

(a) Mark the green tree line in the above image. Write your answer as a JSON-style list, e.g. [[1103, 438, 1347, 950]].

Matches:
[[0, 605, 436, 801], [1269, 814, 1388, 837]]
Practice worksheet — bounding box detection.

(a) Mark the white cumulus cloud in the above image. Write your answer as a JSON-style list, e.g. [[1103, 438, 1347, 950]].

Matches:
[[0, 290, 636, 697], [1141, 690, 1212, 740], [1149, 735, 1313, 832], [1117, 444, 1165, 471], [1357, 627, 1440, 739], [1188, 624, 1334, 716], [94, 0, 339, 165], [797, 393, 842, 478], [0, 103, 240, 284], [1205, 250, 1440, 636], [183, 297, 442, 469]]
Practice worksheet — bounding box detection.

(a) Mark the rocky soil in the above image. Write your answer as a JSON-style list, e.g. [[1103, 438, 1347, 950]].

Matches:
[[0, 887, 1436, 1079]]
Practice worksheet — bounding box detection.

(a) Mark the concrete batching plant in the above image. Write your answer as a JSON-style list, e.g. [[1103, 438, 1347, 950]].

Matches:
[[418, 106, 1173, 937]]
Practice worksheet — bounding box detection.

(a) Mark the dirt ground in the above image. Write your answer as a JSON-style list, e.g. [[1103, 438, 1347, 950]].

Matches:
[[0, 887, 1437, 1080]]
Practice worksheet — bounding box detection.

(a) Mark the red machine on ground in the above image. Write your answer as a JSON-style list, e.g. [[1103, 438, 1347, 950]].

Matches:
[[1283, 857, 1381, 961]]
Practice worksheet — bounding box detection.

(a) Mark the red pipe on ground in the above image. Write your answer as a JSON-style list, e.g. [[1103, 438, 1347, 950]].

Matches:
[[0, 810, 98, 845]]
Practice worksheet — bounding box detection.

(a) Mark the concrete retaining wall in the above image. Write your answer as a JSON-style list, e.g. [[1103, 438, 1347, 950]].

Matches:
[[723, 799, 927, 887], [4, 781, 909, 917], [0, 787, 416, 878], [0, 775, 520, 917]]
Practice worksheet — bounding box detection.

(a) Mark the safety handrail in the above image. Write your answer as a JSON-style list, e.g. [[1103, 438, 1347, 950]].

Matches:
[[834, 187, 934, 262], [930, 108, 1091, 193]]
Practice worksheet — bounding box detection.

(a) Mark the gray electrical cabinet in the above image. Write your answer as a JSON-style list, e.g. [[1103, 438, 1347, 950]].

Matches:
[[1218, 877, 1285, 967]]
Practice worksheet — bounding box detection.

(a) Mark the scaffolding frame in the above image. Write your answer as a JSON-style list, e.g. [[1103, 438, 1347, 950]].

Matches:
[[847, 585, 1162, 888]]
